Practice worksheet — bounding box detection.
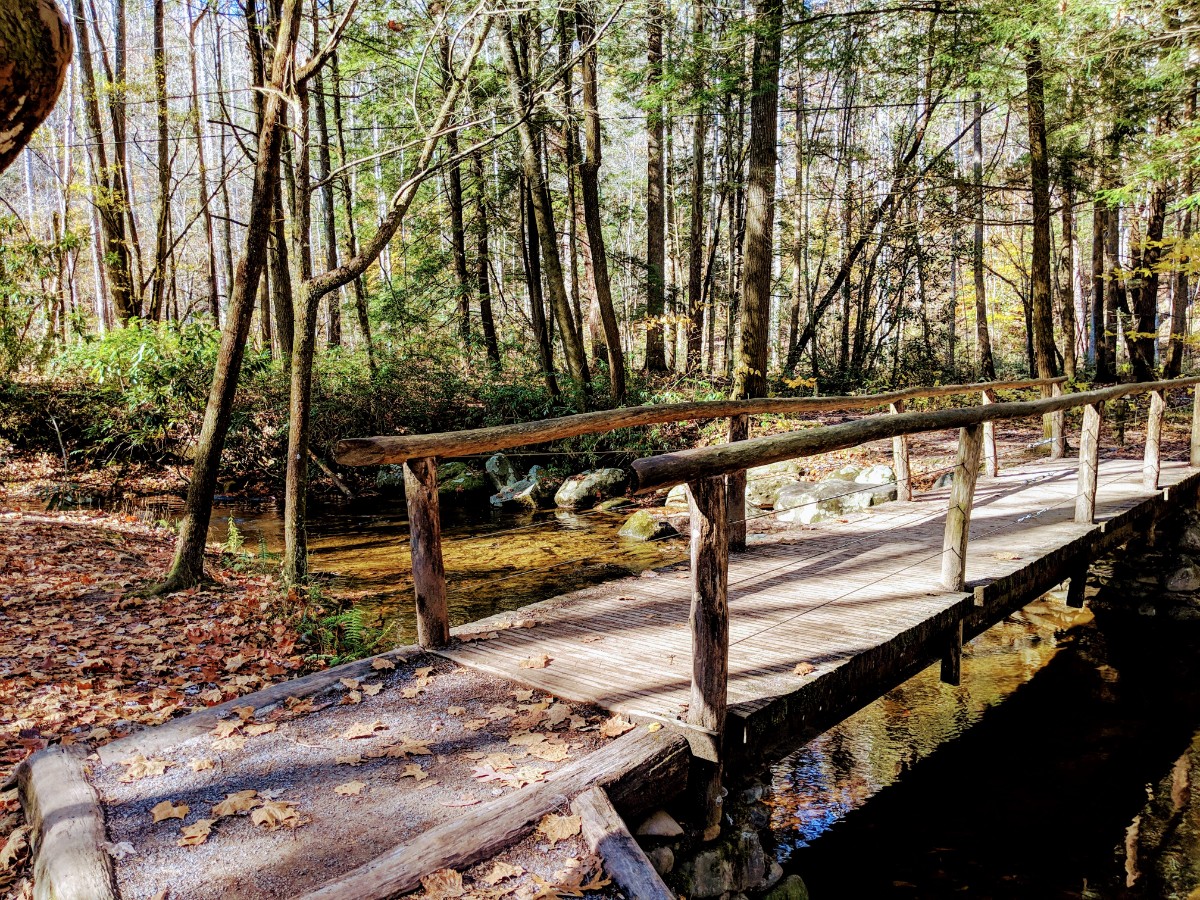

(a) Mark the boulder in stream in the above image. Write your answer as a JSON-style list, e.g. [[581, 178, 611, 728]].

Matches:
[[485, 453, 518, 491], [490, 465, 559, 510], [437, 462, 487, 504], [554, 468, 629, 509], [618, 509, 680, 542], [775, 478, 857, 525]]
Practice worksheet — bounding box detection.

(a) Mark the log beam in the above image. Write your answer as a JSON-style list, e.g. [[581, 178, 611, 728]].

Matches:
[[940, 620, 963, 686], [572, 787, 675, 900], [1192, 385, 1200, 468], [403, 457, 449, 648], [940, 424, 983, 591]]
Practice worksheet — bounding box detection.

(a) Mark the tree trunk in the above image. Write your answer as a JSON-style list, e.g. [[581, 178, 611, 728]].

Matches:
[[972, 92, 995, 379], [162, 0, 303, 591], [311, 4, 341, 347], [147, 0, 171, 321], [188, 8, 220, 321], [440, 24, 471, 346], [0, 0, 72, 174], [1026, 40, 1057, 382], [1060, 183, 1077, 378], [577, 0, 626, 400], [733, 0, 782, 400], [1167, 159, 1193, 377], [472, 150, 500, 367], [522, 177, 558, 396], [1127, 182, 1166, 380], [685, 0, 707, 373], [1093, 200, 1111, 379], [644, 0, 668, 374]]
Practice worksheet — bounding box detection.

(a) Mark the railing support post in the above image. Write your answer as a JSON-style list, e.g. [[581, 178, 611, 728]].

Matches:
[[403, 457, 449, 648], [940, 620, 963, 686], [1143, 389, 1165, 490], [890, 401, 912, 500], [1075, 403, 1103, 524], [686, 475, 729, 842], [726, 414, 748, 552], [1192, 385, 1200, 468], [981, 389, 998, 478], [940, 424, 983, 591], [1066, 558, 1089, 609], [1051, 381, 1067, 458]]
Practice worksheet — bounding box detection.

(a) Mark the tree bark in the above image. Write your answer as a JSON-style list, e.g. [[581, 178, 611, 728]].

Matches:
[[311, 2, 341, 346], [1026, 40, 1058, 382], [644, 0, 668, 374], [1059, 183, 1077, 378], [472, 150, 500, 367], [0, 0, 73, 174], [440, 21, 471, 346], [1093, 199, 1111, 378], [147, 0, 171, 321], [188, 8, 220, 321], [972, 92, 995, 379]]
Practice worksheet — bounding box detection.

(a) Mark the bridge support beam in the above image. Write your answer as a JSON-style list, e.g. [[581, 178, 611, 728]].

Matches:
[[686, 475, 729, 842], [940, 424, 983, 591], [1075, 403, 1103, 524], [981, 390, 998, 477], [1066, 558, 1089, 608], [403, 457, 449, 648], [1144, 389, 1165, 490], [890, 401, 912, 500], [940, 620, 963, 686], [726, 415, 748, 552]]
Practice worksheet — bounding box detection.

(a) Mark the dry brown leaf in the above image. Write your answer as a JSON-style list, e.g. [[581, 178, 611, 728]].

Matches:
[[793, 662, 816, 677], [231, 705, 256, 722], [420, 868, 465, 899], [150, 800, 189, 823], [371, 657, 395, 671], [580, 635, 604, 643], [513, 689, 535, 702], [341, 690, 363, 705], [339, 677, 360, 690], [0, 826, 30, 875], [545, 703, 571, 727], [251, 800, 305, 831], [401, 687, 423, 699], [118, 754, 171, 782], [487, 706, 516, 721], [212, 790, 261, 818], [188, 758, 214, 772], [599, 715, 635, 738], [537, 813, 582, 844], [286, 698, 315, 715], [995, 551, 1023, 560], [245, 722, 277, 737], [414, 666, 434, 678], [224, 653, 248, 673], [508, 730, 548, 747], [370, 736, 431, 758], [341, 720, 388, 740], [527, 742, 571, 763], [447, 706, 466, 716], [483, 861, 525, 885], [334, 780, 366, 796], [399, 764, 428, 781], [362, 683, 383, 696], [212, 734, 246, 752], [176, 819, 215, 848], [519, 654, 552, 669], [463, 718, 490, 731], [210, 720, 241, 739]]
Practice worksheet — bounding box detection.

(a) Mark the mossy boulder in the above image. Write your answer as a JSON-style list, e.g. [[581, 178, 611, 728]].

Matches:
[[618, 509, 680, 542], [437, 462, 487, 505], [554, 468, 629, 509]]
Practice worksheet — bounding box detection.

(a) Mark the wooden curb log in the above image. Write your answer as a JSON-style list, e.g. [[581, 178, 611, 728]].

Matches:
[[572, 786, 675, 900]]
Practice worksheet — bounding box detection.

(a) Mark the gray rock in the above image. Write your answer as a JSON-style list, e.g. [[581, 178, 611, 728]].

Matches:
[[375, 464, 406, 491], [647, 846, 675, 876], [763, 874, 810, 900], [682, 848, 734, 899], [555, 467, 629, 509], [1180, 521, 1200, 553], [732, 829, 766, 891], [836, 463, 863, 479], [1167, 564, 1200, 593], [746, 474, 799, 510], [751, 459, 807, 478], [485, 453, 518, 491], [436, 462, 487, 504], [596, 497, 632, 511], [854, 463, 896, 486], [665, 483, 690, 508], [637, 809, 685, 838], [619, 510, 681, 542], [775, 478, 856, 525], [934, 471, 955, 488], [490, 468, 560, 510], [757, 861, 784, 892]]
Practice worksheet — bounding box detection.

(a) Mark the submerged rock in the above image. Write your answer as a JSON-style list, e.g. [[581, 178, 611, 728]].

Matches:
[[437, 462, 487, 504], [596, 497, 632, 511], [484, 453, 518, 491], [619, 510, 680, 542], [554, 468, 629, 509], [647, 846, 675, 876], [490, 465, 559, 510], [763, 874, 811, 900]]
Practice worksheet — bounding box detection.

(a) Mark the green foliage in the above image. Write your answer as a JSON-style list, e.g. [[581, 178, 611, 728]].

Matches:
[[293, 588, 395, 665], [0, 216, 79, 373]]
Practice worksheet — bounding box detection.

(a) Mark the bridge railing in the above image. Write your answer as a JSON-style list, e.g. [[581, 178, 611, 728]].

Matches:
[[631, 375, 1200, 835], [333, 376, 1065, 648]]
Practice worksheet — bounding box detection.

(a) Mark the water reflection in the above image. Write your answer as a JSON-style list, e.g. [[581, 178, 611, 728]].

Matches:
[[770, 598, 1200, 899]]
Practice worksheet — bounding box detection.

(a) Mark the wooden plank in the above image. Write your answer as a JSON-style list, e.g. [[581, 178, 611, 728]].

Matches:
[[686, 475, 728, 840], [298, 729, 689, 900], [404, 457, 449, 648], [18, 745, 117, 900], [941, 424, 983, 591], [1144, 389, 1165, 490], [571, 787, 675, 900], [1075, 403, 1103, 524]]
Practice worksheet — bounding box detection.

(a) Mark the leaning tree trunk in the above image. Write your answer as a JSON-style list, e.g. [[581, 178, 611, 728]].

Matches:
[[0, 0, 72, 173], [162, 0, 303, 591]]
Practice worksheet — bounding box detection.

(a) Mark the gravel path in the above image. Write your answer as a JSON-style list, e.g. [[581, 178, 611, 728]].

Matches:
[[92, 653, 617, 900]]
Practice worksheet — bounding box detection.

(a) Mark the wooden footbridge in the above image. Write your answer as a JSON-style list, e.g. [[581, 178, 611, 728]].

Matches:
[[335, 375, 1200, 836]]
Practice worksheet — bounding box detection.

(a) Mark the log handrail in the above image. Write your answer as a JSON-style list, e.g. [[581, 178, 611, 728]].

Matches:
[[630, 377, 1200, 494], [332, 376, 1067, 466]]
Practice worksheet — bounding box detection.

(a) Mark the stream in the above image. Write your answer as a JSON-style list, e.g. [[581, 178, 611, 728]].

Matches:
[[119, 498, 1200, 897]]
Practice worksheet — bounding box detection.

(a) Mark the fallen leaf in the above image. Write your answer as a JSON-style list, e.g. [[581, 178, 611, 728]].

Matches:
[[362, 683, 383, 696], [212, 734, 246, 752], [150, 800, 189, 823], [598, 715, 635, 738], [463, 718, 490, 731], [104, 840, 136, 859], [646, 722, 663, 732], [399, 764, 428, 781], [414, 666, 434, 678], [483, 861, 525, 885], [212, 790, 261, 818], [487, 705, 516, 720], [119, 754, 171, 782], [527, 742, 571, 762], [537, 813, 582, 844], [336, 753, 363, 766], [210, 720, 241, 739], [339, 677, 361, 690], [224, 653, 248, 673], [420, 868, 465, 899], [545, 703, 571, 727], [285, 696, 315, 714], [793, 662, 816, 677], [341, 690, 363, 705], [334, 780, 367, 796], [231, 705, 256, 722], [401, 687, 423, 699], [245, 722, 277, 737], [995, 551, 1022, 560], [188, 757, 215, 772], [1, 826, 30, 871], [581, 635, 604, 643], [177, 819, 215, 847], [520, 654, 552, 669], [251, 800, 305, 831], [370, 735, 431, 758], [371, 657, 395, 671], [513, 690, 535, 702], [447, 706, 466, 716], [341, 720, 388, 740]]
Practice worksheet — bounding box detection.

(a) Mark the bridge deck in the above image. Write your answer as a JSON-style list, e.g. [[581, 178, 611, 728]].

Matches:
[[442, 456, 1200, 762]]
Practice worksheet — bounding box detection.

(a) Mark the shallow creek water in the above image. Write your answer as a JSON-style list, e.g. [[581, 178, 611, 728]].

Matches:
[[130, 498, 1200, 898]]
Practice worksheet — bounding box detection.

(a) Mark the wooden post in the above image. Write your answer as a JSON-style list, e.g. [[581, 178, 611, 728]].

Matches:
[[403, 457, 449, 648], [1074, 403, 1103, 524], [940, 620, 963, 686], [940, 424, 983, 591], [686, 475, 729, 842], [1192, 385, 1200, 468], [1066, 558, 1089, 608], [1143, 389, 1165, 490], [1051, 381, 1067, 458], [726, 414, 748, 552], [981, 390, 998, 478], [890, 401, 912, 500]]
